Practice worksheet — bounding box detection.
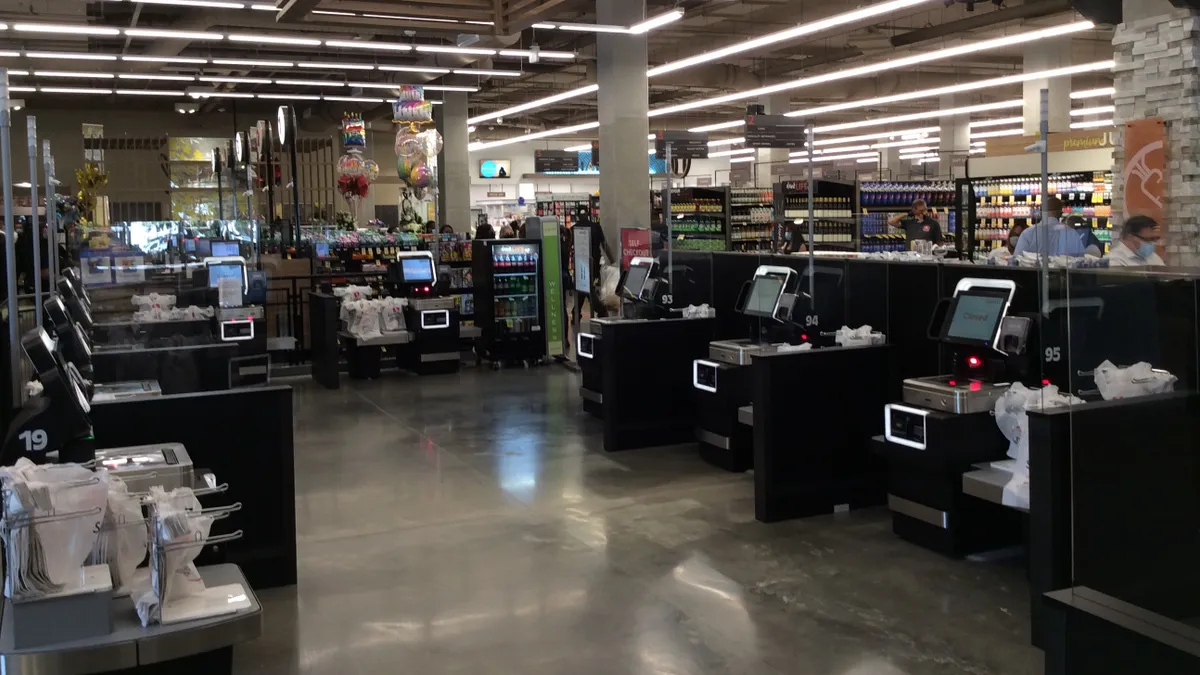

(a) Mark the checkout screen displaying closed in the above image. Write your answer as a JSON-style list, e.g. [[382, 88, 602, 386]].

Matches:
[[402, 258, 434, 282], [744, 276, 784, 317], [946, 294, 1005, 343]]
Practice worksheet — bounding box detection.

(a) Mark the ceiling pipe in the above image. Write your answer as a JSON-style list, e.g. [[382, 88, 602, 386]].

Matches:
[[890, 0, 1073, 48]]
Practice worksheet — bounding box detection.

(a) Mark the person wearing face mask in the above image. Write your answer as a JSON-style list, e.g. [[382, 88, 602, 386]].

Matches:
[[886, 198, 942, 244], [779, 221, 807, 254], [1105, 215, 1165, 267], [1067, 215, 1103, 257], [988, 223, 1028, 261]]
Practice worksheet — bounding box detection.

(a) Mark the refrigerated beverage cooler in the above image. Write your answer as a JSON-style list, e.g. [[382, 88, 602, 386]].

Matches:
[[471, 239, 547, 367]]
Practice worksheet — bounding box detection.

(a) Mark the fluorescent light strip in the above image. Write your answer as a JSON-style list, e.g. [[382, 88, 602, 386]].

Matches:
[[366, 14, 456, 23], [258, 93, 321, 100], [122, 55, 206, 63], [649, 21, 1095, 117], [325, 39, 412, 52], [300, 62, 375, 71], [647, 134, 656, 140], [190, 91, 255, 98], [116, 89, 187, 96], [630, 10, 684, 34], [453, 68, 522, 77], [872, 137, 939, 149], [249, 3, 278, 9], [857, 158, 879, 163], [709, 148, 756, 157], [422, 84, 477, 92], [969, 127, 1025, 139], [497, 49, 575, 59], [562, 144, 591, 152], [1070, 119, 1113, 129], [971, 141, 987, 147], [789, 151, 879, 164], [815, 144, 872, 154], [468, 84, 599, 125], [968, 116, 1023, 128], [729, 156, 755, 164], [124, 28, 223, 40], [970, 148, 986, 154], [469, 121, 600, 151], [532, 23, 556, 29], [1070, 105, 1115, 116], [707, 137, 744, 147], [689, 120, 746, 133], [213, 58, 294, 67], [312, 9, 355, 16], [0, 52, 19, 58], [323, 96, 385, 103], [132, 0, 247, 7], [29, 52, 117, 61], [35, 71, 115, 79], [349, 82, 403, 90], [816, 100, 1023, 134], [415, 45, 496, 55], [199, 76, 272, 84], [898, 147, 937, 156], [39, 87, 113, 94], [1070, 87, 1115, 99], [556, 22, 630, 33], [118, 73, 197, 82], [649, 0, 936, 77], [10, 87, 35, 93], [229, 33, 321, 46], [16, 23, 119, 36], [274, 79, 345, 87], [918, 157, 941, 164], [378, 65, 450, 74]]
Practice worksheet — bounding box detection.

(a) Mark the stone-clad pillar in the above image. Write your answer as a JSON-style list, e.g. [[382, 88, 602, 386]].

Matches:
[[597, 0, 650, 248], [1112, 5, 1200, 265]]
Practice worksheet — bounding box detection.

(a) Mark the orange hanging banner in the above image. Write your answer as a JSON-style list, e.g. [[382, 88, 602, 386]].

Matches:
[[1122, 118, 1167, 224]]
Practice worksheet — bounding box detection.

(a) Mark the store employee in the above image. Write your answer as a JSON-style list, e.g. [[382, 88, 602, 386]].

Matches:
[[1105, 215, 1165, 267], [887, 199, 942, 243]]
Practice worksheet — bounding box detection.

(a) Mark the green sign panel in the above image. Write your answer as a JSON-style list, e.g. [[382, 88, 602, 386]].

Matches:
[[541, 221, 564, 357]]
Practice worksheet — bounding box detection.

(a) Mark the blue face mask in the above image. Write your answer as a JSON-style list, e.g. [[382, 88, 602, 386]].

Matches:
[[784, 231, 792, 242], [1137, 241, 1157, 258]]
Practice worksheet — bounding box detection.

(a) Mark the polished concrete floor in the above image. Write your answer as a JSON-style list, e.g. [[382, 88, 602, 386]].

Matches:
[[235, 367, 1042, 675]]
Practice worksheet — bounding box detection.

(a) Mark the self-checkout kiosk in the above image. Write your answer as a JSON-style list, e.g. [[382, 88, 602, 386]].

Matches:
[[879, 277, 1030, 556], [692, 265, 801, 471], [2, 328, 96, 465], [387, 250, 460, 374], [44, 295, 93, 380], [201, 256, 269, 386], [577, 257, 667, 418]]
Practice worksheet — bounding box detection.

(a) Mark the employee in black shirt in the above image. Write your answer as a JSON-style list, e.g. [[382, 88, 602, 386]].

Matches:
[[887, 198, 942, 244]]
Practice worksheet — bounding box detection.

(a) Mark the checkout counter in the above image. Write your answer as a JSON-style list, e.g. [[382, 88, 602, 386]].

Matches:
[[389, 251, 461, 375], [692, 265, 801, 472], [877, 277, 1029, 557], [579, 257, 718, 452]]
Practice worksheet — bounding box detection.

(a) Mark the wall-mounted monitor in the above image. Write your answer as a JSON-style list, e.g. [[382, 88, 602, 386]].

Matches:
[[479, 159, 511, 179]]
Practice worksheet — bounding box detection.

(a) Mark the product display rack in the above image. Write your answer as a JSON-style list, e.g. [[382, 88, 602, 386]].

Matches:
[[433, 234, 474, 326], [729, 187, 774, 253], [654, 186, 729, 252], [859, 180, 958, 252], [962, 171, 1113, 259], [471, 238, 547, 364], [535, 193, 594, 228], [774, 180, 858, 252]]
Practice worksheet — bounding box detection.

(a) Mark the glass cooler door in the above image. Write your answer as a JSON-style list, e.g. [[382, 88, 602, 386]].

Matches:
[[490, 241, 541, 335]]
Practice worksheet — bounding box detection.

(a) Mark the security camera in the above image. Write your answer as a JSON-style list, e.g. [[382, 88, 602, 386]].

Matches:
[[175, 101, 199, 114]]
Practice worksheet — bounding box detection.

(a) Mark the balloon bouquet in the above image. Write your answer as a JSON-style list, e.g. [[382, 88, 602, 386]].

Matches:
[[335, 113, 380, 229], [393, 86, 442, 227]]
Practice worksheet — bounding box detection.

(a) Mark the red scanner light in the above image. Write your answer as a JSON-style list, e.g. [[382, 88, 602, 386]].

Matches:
[[967, 355, 981, 368]]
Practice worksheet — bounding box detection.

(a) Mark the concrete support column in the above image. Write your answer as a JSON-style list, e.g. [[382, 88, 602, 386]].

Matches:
[[1022, 40, 1072, 135], [878, 147, 903, 180], [436, 91, 471, 231], [597, 0, 649, 247], [1112, 3, 1200, 265], [939, 94, 970, 178], [755, 94, 791, 188]]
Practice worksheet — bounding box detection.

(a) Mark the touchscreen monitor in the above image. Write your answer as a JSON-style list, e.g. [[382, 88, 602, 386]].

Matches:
[[401, 257, 434, 282], [207, 262, 246, 291], [743, 275, 785, 318], [622, 263, 652, 300], [211, 241, 239, 257], [943, 290, 1008, 346]]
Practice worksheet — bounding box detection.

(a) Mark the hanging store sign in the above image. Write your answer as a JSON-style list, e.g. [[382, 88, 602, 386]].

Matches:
[[534, 149, 579, 173], [620, 228, 651, 270], [730, 162, 752, 185], [486, 191, 506, 198], [984, 129, 1115, 157], [1122, 117, 1166, 224], [654, 131, 709, 159], [745, 114, 808, 148]]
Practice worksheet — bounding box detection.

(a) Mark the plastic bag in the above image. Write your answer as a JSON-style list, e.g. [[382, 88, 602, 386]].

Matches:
[[86, 475, 148, 592], [682, 304, 715, 319], [381, 298, 407, 333], [598, 264, 620, 305], [1093, 360, 1177, 400], [993, 383, 1082, 508], [774, 342, 813, 353], [135, 487, 212, 626], [835, 325, 885, 347]]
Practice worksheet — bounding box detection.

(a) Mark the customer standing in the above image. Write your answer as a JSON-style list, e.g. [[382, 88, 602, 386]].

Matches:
[[887, 199, 942, 245], [987, 223, 1028, 261], [1104, 215, 1165, 267], [1012, 196, 1085, 257], [475, 222, 496, 239]]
